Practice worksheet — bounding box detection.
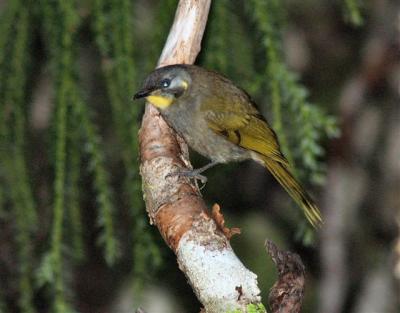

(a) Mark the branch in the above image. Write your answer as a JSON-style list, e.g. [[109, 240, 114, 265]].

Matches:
[[138, 1, 262, 312], [265, 240, 305, 313]]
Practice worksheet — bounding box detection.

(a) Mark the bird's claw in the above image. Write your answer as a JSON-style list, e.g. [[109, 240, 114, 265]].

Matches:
[[166, 169, 208, 187]]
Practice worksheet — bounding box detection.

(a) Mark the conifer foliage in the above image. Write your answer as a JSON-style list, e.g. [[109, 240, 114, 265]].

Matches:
[[0, 1, 361, 312]]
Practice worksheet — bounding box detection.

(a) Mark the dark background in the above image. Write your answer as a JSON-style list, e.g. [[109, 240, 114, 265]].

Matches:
[[0, 0, 399, 312]]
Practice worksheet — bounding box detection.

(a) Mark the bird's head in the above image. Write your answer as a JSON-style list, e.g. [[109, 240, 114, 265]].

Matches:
[[133, 64, 191, 109]]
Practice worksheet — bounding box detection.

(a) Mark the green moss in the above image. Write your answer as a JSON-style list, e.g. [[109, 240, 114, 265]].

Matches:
[[226, 303, 267, 313]]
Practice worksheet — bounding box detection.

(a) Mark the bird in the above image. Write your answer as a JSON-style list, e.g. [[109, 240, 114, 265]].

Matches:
[[133, 64, 322, 227]]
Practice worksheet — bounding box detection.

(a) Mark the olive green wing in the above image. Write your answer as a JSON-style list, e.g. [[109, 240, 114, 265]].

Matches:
[[201, 104, 288, 165]]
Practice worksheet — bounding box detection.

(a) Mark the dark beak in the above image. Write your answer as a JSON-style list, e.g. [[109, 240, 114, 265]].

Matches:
[[132, 87, 154, 100]]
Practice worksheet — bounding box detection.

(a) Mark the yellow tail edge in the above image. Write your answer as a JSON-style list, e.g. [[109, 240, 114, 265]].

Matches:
[[261, 156, 323, 228]]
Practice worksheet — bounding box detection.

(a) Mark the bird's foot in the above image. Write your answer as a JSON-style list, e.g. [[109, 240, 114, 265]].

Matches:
[[166, 168, 208, 189], [166, 162, 219, 189], [167, 169, 208, 183]]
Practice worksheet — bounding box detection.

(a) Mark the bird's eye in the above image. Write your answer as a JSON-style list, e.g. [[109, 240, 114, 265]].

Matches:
[[161, 79, 171, 88]]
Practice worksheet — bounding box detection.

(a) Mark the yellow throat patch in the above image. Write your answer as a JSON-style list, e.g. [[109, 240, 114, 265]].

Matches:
[[146, 95, 173, 109]]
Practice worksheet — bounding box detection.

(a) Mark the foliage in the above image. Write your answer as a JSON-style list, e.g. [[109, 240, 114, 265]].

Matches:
[[0, 0, 361, 312], [246, 0, 341, 185], [343, 0, 364, 26], [202, 0, 341, 240], [0, 2, 36, 313]]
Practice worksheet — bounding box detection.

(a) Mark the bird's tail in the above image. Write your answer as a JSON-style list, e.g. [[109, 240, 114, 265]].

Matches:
[[261, 156, 322, 228]]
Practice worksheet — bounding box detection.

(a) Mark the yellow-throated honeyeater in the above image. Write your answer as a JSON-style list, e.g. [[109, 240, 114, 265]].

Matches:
[[134, 64, 322, 227]]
